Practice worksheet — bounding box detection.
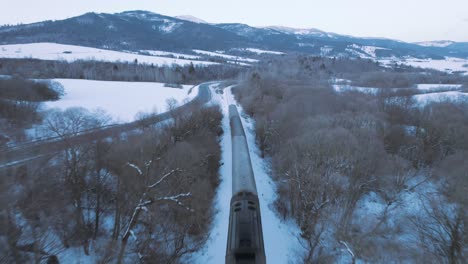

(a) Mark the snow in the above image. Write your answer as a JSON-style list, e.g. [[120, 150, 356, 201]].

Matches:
[[193, 49, 259, 63], [190, 84, 233, 263], [43, 79, 198, 122], [380, 57, 468, 75], [416, 83, 462, 91], [57, 247, 100, 264], [266, 26, 335, 38], [193, 84, 304, 263], [412, 91, 468, 106], [0, 43, 217, 66], [175, 15, 208, 24], [333, 84, 380, 94], [127, 162, 143, 175], [348, 44, 389, 58], [0, 155, 46, 169], [333, 83, 464, 95], [159, 21, 182, 33], [348, 174, 442, 261], [239, 96, 305, 263], [140, 49, 201, 60], [243, 48, 285, 55], [119, 11, 166, 22], [415, 40, 455, 47], [320, 46, 333, 56]]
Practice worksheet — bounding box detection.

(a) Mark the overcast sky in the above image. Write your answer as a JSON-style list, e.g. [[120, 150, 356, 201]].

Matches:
[[1, 0, 467, 42]]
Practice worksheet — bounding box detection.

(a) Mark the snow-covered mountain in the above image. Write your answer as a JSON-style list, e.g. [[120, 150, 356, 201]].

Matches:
[[415, 40, 456, 47], [265, 26, 338, 38], [0, 10, 467, 59], [175, 15, 208, 24]]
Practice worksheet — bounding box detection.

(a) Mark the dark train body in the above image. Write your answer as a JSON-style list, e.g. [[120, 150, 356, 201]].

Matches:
[[226, 105, 266, 264]]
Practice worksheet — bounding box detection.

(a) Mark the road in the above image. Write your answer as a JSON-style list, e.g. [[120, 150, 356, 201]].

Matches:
[[0, 82, 213, 170]]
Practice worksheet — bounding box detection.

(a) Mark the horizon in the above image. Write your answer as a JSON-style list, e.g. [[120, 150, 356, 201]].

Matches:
[[1, 0, 468, 43]]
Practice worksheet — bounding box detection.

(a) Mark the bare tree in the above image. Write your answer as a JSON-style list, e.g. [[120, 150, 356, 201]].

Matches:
[[116, 158, 191, 263]]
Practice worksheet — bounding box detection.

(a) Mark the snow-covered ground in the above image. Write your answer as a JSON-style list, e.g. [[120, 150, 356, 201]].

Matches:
[[193, 49, 259, 63], [43, 79, 197, 122], [139, 49, 201, 60], [333, 82, 464, 95], [243, 48, 285, 55], [333, 82, 468, 106], [416, 83, 462, 91], [412, 91, 468, 106], [333, 84, 380, 94], [347, 44, 389, 58], [192, 84, 304, 263], [379, 57, 468, 75], [0, 43, 216, 66], [414, 40, 455, 47]]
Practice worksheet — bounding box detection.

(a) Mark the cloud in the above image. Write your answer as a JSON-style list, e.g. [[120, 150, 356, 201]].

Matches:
[[464, 18, 468, 22]]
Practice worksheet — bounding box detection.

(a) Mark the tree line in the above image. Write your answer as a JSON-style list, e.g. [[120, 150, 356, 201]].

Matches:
[[0, 77, 63, 144], [0, 58, 242, 85]]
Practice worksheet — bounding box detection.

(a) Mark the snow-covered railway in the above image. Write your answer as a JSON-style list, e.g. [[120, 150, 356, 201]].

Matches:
[[226, 105, 266, 264]]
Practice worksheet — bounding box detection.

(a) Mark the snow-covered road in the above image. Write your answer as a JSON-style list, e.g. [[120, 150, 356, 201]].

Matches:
[[192, 84, 304, 263]]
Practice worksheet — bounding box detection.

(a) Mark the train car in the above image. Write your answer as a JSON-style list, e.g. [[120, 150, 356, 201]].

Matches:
[[226, 105, 266, 264]]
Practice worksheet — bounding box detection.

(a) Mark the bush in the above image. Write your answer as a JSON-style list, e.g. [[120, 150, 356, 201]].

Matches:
[[0, 77, 61, 101]]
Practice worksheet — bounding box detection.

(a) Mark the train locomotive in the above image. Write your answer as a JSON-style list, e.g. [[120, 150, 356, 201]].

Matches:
[[226, 105, 266, 264]]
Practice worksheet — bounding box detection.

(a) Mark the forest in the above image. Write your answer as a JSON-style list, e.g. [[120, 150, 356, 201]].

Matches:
[[234, 56, 467, 263], [1, 54, 467, 263], [1, 102, 223, 263]]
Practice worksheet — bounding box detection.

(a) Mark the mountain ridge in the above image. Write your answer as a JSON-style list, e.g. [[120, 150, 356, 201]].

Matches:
[[0, 10, 467, 59]]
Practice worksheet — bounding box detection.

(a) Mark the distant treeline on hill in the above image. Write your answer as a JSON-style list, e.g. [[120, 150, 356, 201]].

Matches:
[[0, 58, 243, 84], [0, 77, 62, 101], [0, 77, 62, 135]]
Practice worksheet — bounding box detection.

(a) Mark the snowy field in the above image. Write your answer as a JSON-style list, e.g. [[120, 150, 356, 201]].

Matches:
[[333, 83, 463, 95], [412, 91, 468, 106], [333, 82, 468, 107], [0, 43, 216, 66], [43, 79, 197, 122], [243, 48, 285, 55], [140, 49, 201, 60], [193, 49, 259, 63], [192, 84, 304, 263], [347, 44, 390, 58], [379, 57, 468, 75], [333, 84, 380, 94], [416, 83, 462, 91]]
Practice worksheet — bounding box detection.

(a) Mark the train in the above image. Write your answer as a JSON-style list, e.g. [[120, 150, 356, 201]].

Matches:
[[226, 105, 266, 264]]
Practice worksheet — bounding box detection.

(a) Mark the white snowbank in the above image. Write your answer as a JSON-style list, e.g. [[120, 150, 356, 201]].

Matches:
[[0, 43, 216, 66], [244, 48, 284, 55], [416, 84, 462, 91], [43, 79, 197, 122], [348, 44, 389, 58], [333, 83, 464, 95], [193, 49, 258, 63], [191, 83, 233, 263], [140, 49, 201, 60], [333, 84, 379, 94], [415, 40, 455, 47], [412, 91, 468, 106], [380, 57, 468, 75]]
